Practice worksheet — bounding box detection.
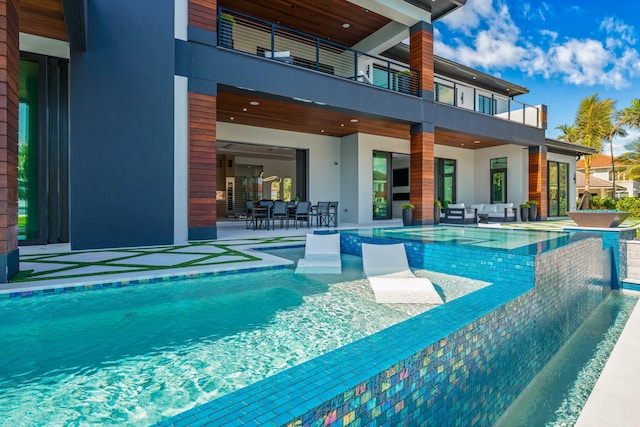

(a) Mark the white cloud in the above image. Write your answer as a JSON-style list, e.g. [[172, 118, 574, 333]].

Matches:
[[600, 17, 637, 45], [435, 0, 640, 90], [437, 0, 494, 36]]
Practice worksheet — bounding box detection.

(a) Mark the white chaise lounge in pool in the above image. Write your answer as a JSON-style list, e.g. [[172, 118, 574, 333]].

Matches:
[[295, 233, 342, 274], [362, 243, 444, 304]]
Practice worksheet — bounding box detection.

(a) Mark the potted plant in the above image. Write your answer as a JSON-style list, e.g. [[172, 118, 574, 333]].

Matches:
[[434, 200, 442, 225], [527, 200, 539, 221], [400, 202, 414, 226], [219, 13, 235, 49], [396, 70, 412, 94], [519, 203, 530, 222]]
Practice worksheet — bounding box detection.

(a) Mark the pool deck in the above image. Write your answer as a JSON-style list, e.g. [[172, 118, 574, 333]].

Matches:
[[2, 218, 640, 425]]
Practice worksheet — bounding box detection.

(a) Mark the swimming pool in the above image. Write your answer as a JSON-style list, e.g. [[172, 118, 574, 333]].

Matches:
[[344, 225, 580, 255], [0, 249, 488, 426]]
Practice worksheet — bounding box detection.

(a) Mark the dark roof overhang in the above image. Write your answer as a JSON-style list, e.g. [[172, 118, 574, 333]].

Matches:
[[62, 0, 87, 51], [403, 0, 467, 22], [545, 138, 598, 157]]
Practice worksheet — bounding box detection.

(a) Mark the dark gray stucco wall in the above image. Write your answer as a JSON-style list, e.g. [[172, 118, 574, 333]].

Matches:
[[69, 0, 175, 249]]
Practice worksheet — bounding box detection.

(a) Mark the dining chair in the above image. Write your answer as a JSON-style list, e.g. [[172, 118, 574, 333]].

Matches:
[[271, 201, 289, 229], [293, 201, 311, 228], [311, 201, 330, 227], [327, 201, 339, 227], [245, 200, 255, 229]]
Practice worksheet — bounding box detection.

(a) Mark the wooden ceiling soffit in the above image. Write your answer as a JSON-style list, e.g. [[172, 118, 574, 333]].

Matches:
[[435, 129, 503, 150], [217, 90, 410, 140], [20, 0, 68, 41], [219, 0, 391, 48]]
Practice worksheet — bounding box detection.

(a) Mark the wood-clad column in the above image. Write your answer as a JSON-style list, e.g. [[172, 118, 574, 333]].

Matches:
[[410, 124, 435, 224], [528, 146, 548, 221], [189, 0, 217, 32], [188, 92, 217, 240], [409, 21, 434, 100], [0, 0, 19, 282]]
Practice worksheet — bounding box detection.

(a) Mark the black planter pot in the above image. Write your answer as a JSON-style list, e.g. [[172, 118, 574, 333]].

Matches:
[[528, 205, 538, 221], [520, 207, 529, 222], [434, 206, 441, 225], [402, 208, 413, 226], [219, 20, 234, 49]]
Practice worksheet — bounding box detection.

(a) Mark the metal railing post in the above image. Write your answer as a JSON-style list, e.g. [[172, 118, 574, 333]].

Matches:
[[354, 50, 358, 81], [270, 24, 275, 58]]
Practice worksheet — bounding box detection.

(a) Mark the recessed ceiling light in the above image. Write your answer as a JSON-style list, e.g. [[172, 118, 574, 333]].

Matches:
[[342, 23, 350, 29], [340, 123, 344, 127], [250, 101, 259, 106], [293, 97, 312, 103], [474, 140, 480, 144], [230, 117, 234, 120], [350, 119, 358, 123], [243, 108, 247, 111], [461, 143, 465, 146], [321, 129, 325, 133]]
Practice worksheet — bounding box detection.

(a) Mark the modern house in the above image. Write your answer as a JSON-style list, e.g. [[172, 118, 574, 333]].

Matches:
[[0, 0, 593, 281], [576, 153, 640, 198]]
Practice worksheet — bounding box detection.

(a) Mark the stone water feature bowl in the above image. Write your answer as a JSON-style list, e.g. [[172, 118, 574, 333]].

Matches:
[[567, 210, 631, 228]]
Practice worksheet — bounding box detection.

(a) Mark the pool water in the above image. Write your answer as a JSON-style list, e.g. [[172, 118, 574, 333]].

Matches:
[[346, 226, 577, 255], [496, 292, 637, 426], [0, 250, 489, 426]]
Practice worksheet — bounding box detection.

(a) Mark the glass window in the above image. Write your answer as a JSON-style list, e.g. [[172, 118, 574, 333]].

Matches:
[[478, 94, 495, 115], [490, 157, 507, 204], [373, 151, 391, 219], [283, 177, 292, 201], [435, 82, 454, 105], [18, 59, 40, 241]]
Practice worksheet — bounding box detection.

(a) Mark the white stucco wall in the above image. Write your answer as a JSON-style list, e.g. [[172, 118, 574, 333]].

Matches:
[[340, 134, 360, 223]]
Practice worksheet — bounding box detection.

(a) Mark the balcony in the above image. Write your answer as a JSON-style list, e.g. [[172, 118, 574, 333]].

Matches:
[[434, 76, 543, 128], [217, 8, 420, 96]]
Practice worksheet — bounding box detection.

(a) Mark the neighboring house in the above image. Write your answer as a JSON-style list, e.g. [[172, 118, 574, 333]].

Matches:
[[576, 154, 640, 198], [0, 0, 592, 281]]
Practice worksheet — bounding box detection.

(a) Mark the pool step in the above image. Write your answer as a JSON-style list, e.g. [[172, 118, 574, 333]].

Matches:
[[625, 240, 640, 280]]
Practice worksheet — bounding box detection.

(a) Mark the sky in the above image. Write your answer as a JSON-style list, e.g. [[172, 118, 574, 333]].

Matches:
[[434, 0, 640, 156]]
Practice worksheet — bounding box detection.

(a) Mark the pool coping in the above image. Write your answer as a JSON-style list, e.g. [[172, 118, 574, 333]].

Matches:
[[0, 245, 300, 298]]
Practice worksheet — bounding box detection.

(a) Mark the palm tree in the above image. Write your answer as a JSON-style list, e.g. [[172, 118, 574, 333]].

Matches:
[[569, 93, 615, 209], [607, 124, 628, 197], [609, 99, 640, 197], [617, 138, 640, 181], [555, 124, 579, 143]]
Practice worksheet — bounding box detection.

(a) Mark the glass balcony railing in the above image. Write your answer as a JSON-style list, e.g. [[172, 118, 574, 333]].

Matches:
[[434, 77, 543, 128], [218, 8, 420, 96]]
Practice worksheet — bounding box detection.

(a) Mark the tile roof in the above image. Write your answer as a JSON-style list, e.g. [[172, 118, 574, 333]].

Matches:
[[576, 153, 622, 169]]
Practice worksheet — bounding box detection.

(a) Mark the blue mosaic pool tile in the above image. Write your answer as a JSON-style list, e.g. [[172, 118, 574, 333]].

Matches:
[[3, 264, 291, 299]]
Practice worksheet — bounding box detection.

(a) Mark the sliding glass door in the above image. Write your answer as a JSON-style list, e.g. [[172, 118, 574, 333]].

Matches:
[[548, 161, 569, 217], [373, 151, 391, 219], [18, 53, 69, 244]]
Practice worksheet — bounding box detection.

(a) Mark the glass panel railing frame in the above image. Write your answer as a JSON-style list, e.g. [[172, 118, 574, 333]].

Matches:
[[217, 8, 420, 96]]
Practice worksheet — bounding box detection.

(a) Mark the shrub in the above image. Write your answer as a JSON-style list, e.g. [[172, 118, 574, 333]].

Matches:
[[615, 197, 640, 217], [400, 203, 415, 210]]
